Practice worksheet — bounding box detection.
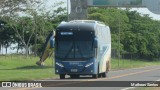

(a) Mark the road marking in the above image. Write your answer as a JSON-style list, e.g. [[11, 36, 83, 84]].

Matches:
[[37, 66, 160, 82], [89, 67, 160, 81], [121, 87, 135, 90], [38, 66, 160, 82], [10, 88, 33, 90], [43, 67, 160, 86], [9, 66, 160, 89]]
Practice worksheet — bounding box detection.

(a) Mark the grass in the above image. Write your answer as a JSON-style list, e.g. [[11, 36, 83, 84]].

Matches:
[[0, 55, 57, 81], [0, 55, 160, 81], [135, 87, 160, 90], [111, 58, 160, 70]]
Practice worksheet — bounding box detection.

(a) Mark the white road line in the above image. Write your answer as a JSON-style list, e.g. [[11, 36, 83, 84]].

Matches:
[[121, 87, 135, 90]]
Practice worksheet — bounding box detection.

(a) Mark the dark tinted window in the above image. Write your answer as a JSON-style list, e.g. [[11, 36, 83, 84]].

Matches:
[[75, 31, 94, 41]]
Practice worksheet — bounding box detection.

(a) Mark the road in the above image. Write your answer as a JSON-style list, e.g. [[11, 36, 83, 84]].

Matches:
[[1, 65, 160, 90]]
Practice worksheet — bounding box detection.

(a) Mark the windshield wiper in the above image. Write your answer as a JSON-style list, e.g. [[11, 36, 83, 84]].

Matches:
[[76, 43, 85, 59], [63, 42, 74, 60]]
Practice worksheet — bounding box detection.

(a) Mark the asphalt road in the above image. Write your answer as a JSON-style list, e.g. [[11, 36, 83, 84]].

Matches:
[[1, 65, 160, 90]]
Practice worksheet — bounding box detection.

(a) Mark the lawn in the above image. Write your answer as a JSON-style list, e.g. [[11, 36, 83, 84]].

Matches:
[[0, 55, 160, 81], [0, 55, 57, 81], [111, 58, 160, 70], [135, 87, 160, 90]]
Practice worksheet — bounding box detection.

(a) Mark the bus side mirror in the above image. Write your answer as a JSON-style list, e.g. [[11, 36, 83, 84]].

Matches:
[[94, 39, 98, 48], [50, 36, 55, 48]]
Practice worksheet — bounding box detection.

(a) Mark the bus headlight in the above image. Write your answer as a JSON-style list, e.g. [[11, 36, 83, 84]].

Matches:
[[56, 62, 64, 67], [85, 62, 94, 67]]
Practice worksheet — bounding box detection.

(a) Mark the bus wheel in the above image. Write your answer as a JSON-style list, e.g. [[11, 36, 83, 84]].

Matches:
[[70, 75, 75, 79], [92, 74, 98, 79], [102, 61, 110, 78], [75, 75, 80, 78], [106, 61, 110, 74], [102, 72, 107, 78], [98, 73, 101, 78], [60, 74, 65, 79], [70, 75, 79, 79]]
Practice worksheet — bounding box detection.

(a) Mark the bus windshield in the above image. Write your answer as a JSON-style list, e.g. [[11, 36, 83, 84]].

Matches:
[[55, 31, 95, 60]]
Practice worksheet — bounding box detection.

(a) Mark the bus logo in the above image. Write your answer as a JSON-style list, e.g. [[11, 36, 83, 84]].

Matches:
[[61, 32, 73, 35], [2, 82, 11, 87]]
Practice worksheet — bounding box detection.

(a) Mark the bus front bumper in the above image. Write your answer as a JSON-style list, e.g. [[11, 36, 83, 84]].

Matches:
[[55, 60, 98, 75]]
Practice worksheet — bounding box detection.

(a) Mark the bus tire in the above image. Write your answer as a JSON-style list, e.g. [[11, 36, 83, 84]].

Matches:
[[97, 64, 101, 78], [98, 74, 101, 78], [103, 57, 108, 78], [70, 75, 75, 79], [106, 61, 110, 73], [70, 75, 79, 79], [92, 74, 98, 79], [103, 61, 110, 78], [75, 75, 80, 78], [60, 74, 65, 79], [102, 72, 107, 77]]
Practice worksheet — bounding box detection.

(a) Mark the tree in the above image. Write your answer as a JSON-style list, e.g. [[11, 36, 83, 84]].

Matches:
[[88, 8, 131, 58], [88, 7, 160, 60], [0, 0, 49, 56], [0, 19, 15, 54], [124, 10, 160, 59], [29, 2, 67, 56], [0, 0, 67, 57]]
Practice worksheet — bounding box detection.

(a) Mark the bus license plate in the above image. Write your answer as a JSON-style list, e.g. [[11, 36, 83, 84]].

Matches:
[[71, 69, 78, 72]]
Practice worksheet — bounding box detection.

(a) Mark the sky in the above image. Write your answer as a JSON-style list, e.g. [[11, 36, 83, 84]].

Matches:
[[49, 0, 160, 20], [2, 0, 160, 54], [131, 8, 160, 20]]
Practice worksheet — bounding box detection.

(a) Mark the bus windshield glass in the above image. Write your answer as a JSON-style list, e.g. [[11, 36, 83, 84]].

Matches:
[[55, 31, 95, 60]]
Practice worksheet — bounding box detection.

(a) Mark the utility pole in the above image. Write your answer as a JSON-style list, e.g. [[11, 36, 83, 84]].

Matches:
[[69, 0, 88, 20], [67, 0, 69, 21]]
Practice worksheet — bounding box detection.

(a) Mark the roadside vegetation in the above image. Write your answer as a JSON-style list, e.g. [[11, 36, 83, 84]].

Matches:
[[0, 55, 57, 81], [0, 55, 159, 81], [0, 0, 160, 81], [88, 8, 160, 60], [135, 87, 160, 90], [0, 1, 160, 61], [111, 58, 160, 70]]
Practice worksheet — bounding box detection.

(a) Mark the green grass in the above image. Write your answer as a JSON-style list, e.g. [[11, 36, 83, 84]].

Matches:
[[0, 55, 160, 81], [134, 87, 160, 90], [0, 55, 57, 81], [111, 58, 160, 70]]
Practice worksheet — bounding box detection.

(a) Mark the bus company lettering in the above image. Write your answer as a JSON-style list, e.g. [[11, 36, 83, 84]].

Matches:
[[12, 82, 42, 88]]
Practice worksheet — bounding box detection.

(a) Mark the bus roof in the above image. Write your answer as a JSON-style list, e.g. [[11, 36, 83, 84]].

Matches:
[[69, 20, 105, 25], [57, 20, 106, 32]]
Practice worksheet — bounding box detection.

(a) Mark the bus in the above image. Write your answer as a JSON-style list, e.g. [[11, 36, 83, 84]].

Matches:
[[36, 20, 111, 79]]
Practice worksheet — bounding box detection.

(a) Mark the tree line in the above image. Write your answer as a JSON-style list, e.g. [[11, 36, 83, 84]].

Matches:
[[0, 0, 67, 57], [0, 0, 160, 60]]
